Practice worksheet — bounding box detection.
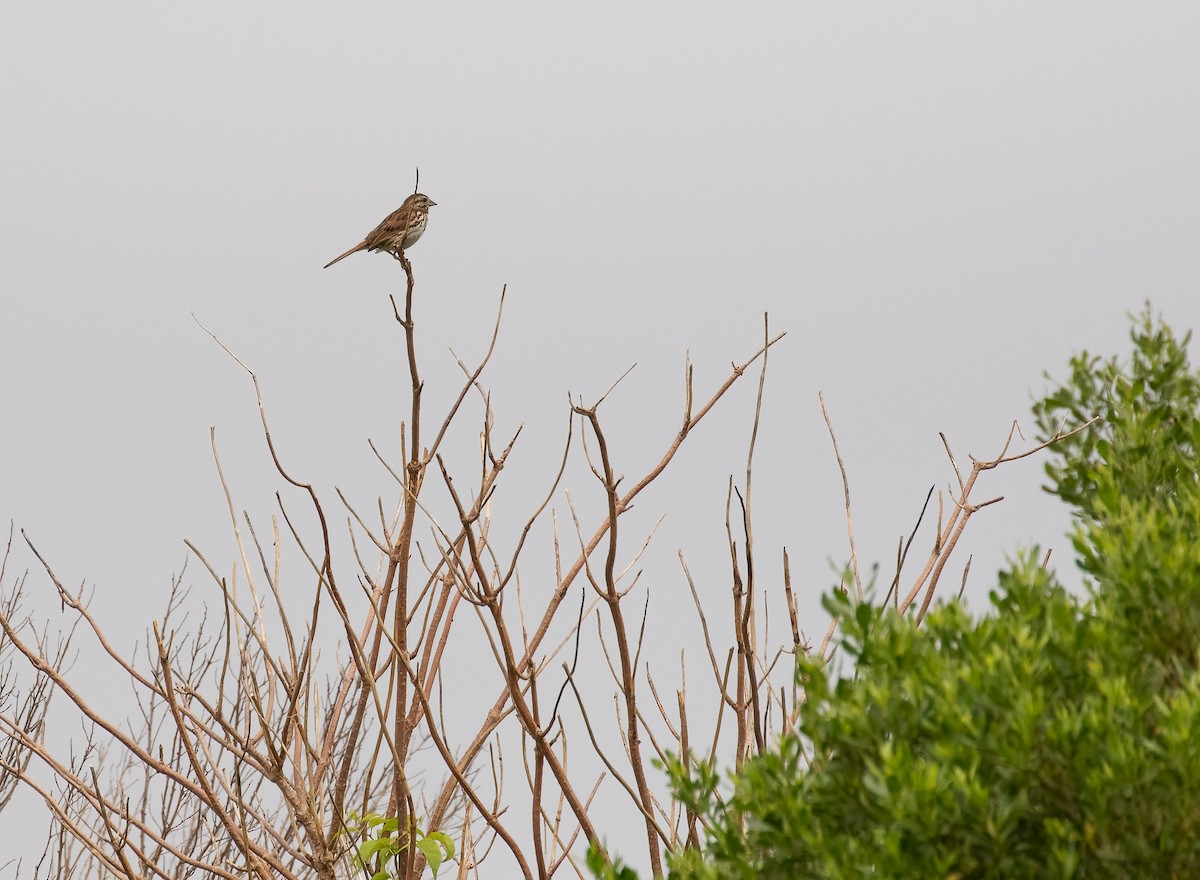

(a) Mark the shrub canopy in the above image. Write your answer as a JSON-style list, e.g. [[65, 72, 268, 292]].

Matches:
[[610, 308, 1200, 879]]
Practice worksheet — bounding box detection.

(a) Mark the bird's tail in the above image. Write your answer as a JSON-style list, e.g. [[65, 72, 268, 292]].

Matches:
[[323, 242, 366, 269]]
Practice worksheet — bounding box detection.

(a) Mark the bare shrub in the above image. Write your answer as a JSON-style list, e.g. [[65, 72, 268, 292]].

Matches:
[[0, 253, 1077, 879]]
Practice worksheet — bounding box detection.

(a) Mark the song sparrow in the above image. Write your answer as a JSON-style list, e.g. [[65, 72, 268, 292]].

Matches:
[[323, 193, 437, 268]]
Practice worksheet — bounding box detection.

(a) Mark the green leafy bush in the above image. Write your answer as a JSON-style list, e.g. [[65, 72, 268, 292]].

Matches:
[[615, 307, 1200, 878]]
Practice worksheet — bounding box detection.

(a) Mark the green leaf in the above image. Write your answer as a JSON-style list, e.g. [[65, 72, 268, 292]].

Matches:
[[358, 838, 392, 861], [426, 830, 456, 859], [417, 836, 445, 877]]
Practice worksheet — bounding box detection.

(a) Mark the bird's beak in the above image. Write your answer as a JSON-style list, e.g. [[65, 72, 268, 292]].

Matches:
[[429, 200, 437, 206]]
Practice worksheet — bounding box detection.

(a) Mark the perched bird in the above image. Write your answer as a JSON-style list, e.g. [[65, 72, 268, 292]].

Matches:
[[323, 193, 437, 268]]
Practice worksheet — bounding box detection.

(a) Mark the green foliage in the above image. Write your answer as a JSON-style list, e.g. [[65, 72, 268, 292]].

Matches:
[[1033, 305, 1200, 686], [339, 811, 455, 880], [1034, 304, 1200, 527], [587, 843, 642, 880], [603, 306, 1200, 878]]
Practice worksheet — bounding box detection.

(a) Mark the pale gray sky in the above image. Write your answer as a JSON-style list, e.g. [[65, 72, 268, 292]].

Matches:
[[3, 3, 1199, 874]]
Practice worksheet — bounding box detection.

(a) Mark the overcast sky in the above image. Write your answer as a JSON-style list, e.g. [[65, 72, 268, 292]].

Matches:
[[3, 3, 1199, 874]]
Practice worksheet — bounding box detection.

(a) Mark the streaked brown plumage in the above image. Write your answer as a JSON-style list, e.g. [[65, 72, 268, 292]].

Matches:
[[323, 193, 437, 268]]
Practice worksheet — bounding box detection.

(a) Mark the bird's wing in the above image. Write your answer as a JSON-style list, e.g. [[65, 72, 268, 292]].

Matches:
[[363, 206, 410, 250]]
